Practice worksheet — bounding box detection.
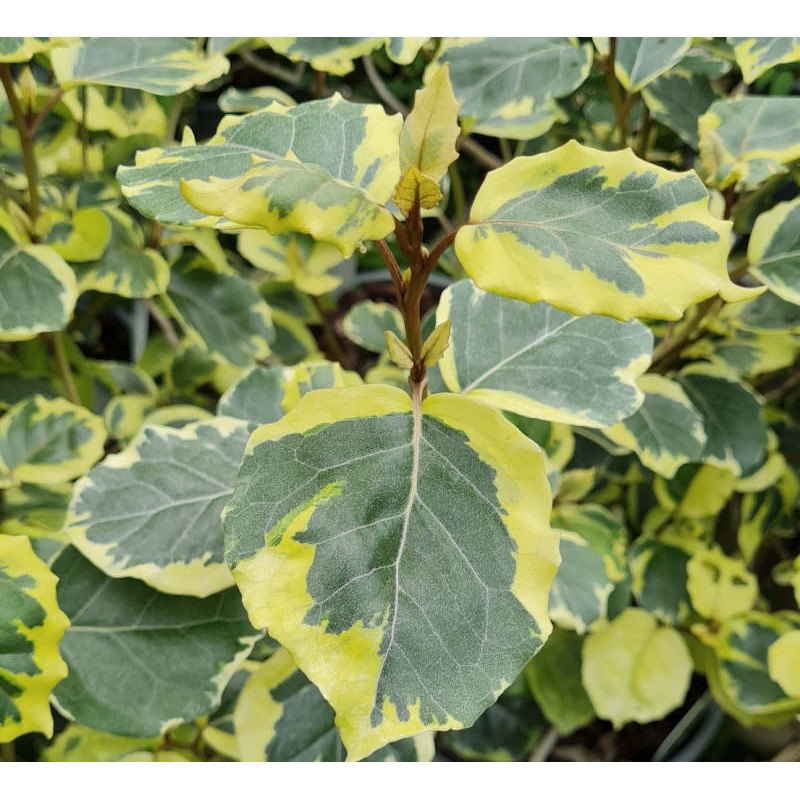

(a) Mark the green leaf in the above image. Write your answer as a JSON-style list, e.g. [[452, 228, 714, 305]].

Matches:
[[0, 234, 78, 341], [269, 308, 322, 365], [677, 362, 768, 477], [66, 417, 250, 597], [218, 86, 295, 114], [385, 38, 428, 65], [525, 627, 595, 735], [686, 545, 758, 622], [343, 300, 406, 355], [699, 97, 800, 190], [603, 375, 706, 478], [749, 198, 800, 306], [582, 608, 692, 728], [654, 463, 738, 519], [40, 207, 112, 263], [118, 96, 401, 256], [234, 648, 434, 761], [51, 546, 259, 737], [41, 724, 159, 761], [0, 37, 73, 62], [455, 141, 753, 321], [0, 396, 106, 486], [51, 37, 229, 95], [767, 630, 800, 698], [167, 257, 274, 368], [729, 37, 800, 83], [436, 675, 547, 761], [201, 661, 259, 760], [223, 385, 559, 761], [72, 208, 169, 299], [609, 37, 692, 92], [264, 37, 385, 75], [629, 535, 695, 625], [428, 38, 592, 139], [437, 280, 652, 426], [733, 289, 800, 332], [0, 534, 69, 741], [707, 611, 800, 725]]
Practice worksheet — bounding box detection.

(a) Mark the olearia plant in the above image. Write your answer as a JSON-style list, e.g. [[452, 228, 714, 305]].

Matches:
[[1, 36, 799, 763]]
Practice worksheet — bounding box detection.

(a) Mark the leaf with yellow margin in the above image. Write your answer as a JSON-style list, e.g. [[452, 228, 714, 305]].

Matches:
[[223, 385, 559, 760], [456, 141, 756, 321], [39, 207, 112, 263], [0, 533, 69, 742], [606, 37, 692, 93], [749, 198, 800, 307], [767, 630, 800, 698], [264, 38, 385, 75], [686, 545, 758, 622], [343, 300, 405, 355], [729, 37, 800, 83], [0, 37, 74, 62]]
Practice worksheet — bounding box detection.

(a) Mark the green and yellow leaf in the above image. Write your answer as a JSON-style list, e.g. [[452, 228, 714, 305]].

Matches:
[[264, 37, 384, 75], [0, 396, 106, 487], [0, 534, 69, 742], [223, 385, 559, 761], [66, 418, 250, 597], [605, 37, 692, 92], [41, 724, 159, 761], [749, 197, 800, 307], [582, 608, 693, 728], [437, 280, 652, 426], [729, 37, 800, 83], [39, 207, 112, 263], [653, 463, 738, 519], [0, 37, 74, 63], [218, 86, 295, 114], [686, 545, 758, 622], [343, 300, 406, 355], [767, 630, 800, 698], [455, 141, 754, 321]]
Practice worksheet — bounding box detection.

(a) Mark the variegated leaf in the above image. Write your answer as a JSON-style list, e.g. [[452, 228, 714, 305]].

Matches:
[[167, 257, 274, 368], [60, 85, 168, 139], [767, 631, 800, 698], [733, 289, 800, 332], [428, 38, 592, 139], [455, 141, 754, 321], [0, 37, 74, 62], [385, 38, 428, 65], [218, 86, 295, 114], [51, 546, 259, 737], [223, 385, 559, 760], [600, 37, 692, 92], [51, 38, 229, 95], [749, 198, 800, 306], [270, 308, 322, 365], [686, 545, 758, 621], [118, 96, 401, 256], [603, 375, 706, 478], [39, 207, 111, 263], [654, 463, 738, 519], [41, 724, 160, 761], [66, 418, 250, 597], [264, 37, 385, 75], [234, 648, 434, 761], [699, 97, 800, 190], [0, 396, 106, 487], [0, 534, 69, 741], [437, 280, 652, 426], [582, 608, 692, 728], [729, 37, 800, 83], [343, 301, 406, 355]]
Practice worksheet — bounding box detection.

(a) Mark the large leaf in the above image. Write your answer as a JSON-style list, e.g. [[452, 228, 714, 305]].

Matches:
[[118, 96, 402, 256], [699, 97, 800, 191], [66, 418, 250, 597], [437, 280, 652, 426], [676, 362, 768, 477], [428, 38, 592, 139], [0, 396, 106, 487], [603, 375, 706, 478], [51, 547, 259, 737], [0, 534, 69, 742], [582, 608, 692, 728], [0, 232, 78, 341], [729, 37, 800, 83], [455, 141, 753, 321], [51, 37, 229, 95], [167, 257, 274, 368], [749, 198, 800, 306], [603, 37, 692, 92], [223, 385, 559, 761], [234, 648, 434, 761]]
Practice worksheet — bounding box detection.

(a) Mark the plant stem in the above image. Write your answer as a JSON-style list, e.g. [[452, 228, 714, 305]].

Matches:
[[448, 161, 467, 224], [310, 294, 347, 367], [79, 85, 89, 179], [499, 137, 513, 162], [166, 95, 185, 143], [530, 726, 560, 762], [145, 298, 180, 351], [29, 88, 63, 137], [0, 63, 41, 229], [0, 742, 15, 762], [650, 298, 718, 373], [457, 135, 503, 170], [603, 38, 628, 149], [49, 331, 82, 405], [635, 103, 652, 158], [240, 50, 305, 86]]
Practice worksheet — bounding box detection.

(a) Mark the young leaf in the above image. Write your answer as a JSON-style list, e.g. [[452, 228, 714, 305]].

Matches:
[[51, 546, 259, 737], [51, 38, 229, 95], [436, 280, 652, 426], [384, 331, 414, 369], [420, 320, 451, 368], [582, 608, 692, 728], [729, 37, 800, 83], [223, 385, 559, 761], [699, 97, 800, 191], [0, 396, 106, 486], [66, 418, 250, 597], [0, 534, 69, 742], [749, 198, 800, 306], [603, 375, 706, 478], [455, 141, 754, 321]]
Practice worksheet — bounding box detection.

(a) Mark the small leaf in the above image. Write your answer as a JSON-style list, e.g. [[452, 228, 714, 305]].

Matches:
[[391, 167, 443, 214], [0, 37, 74, 62], [224, 385, 559, 761], [437, 280, 652, 426], [343, 300, 405, 355], [610, 37, 692, 92], [767, 631, 800, 698], [654, 463, 738, 519], [582, 608, 692, 728], [66, 417, 250, 597], [686, 545, 758, 622], [384, 331, 414, 369], [0, 534, 69, 742], [51, 546, 259, 737], [420, 320, 451, 367], [40, 207, 112, 263], [729, 37, 800, 83], [264, 37, 384, 75], [699, 97, 800, 191], [456, 141, 755, 321], [749, 198, 800, 306], [51, 37, 229, 95], [41, 724, 159, 761], [0, 396, 106, 486]]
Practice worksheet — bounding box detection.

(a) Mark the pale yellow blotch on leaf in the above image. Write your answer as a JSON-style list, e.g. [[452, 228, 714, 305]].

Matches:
[[767, 630, 800, 698], [686, 546, 758, 621], [391, 167, 442, 214]]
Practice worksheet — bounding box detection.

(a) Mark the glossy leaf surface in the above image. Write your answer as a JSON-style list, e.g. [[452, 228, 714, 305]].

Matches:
[[749, 198, 800, 306], [729, 37, 800, 83]]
